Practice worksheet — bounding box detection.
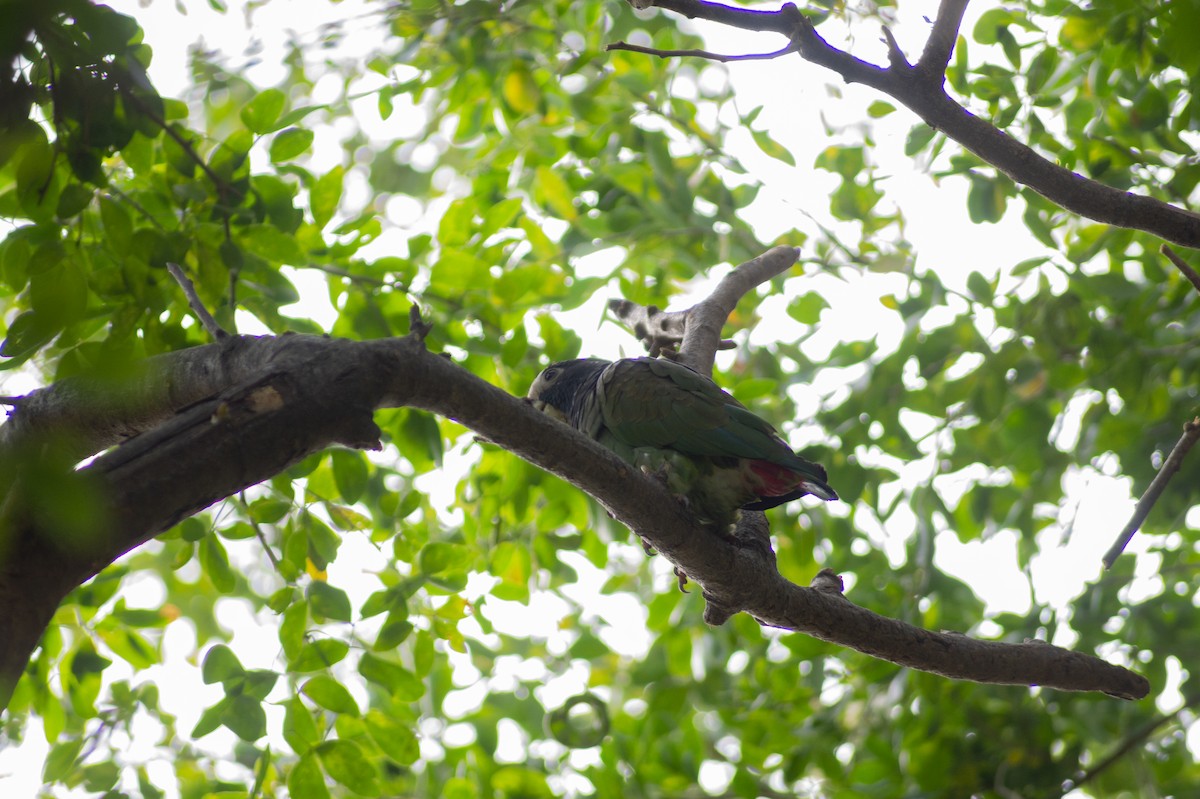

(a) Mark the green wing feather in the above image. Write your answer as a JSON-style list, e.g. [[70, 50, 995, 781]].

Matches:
[[597, 358, 797, 465]]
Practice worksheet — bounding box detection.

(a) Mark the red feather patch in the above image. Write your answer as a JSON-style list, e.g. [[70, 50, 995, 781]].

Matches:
[[748, 460, 801, 497]]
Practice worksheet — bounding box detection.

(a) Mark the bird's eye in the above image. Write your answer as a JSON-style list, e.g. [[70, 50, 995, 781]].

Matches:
[[543, 368, 559, 381]]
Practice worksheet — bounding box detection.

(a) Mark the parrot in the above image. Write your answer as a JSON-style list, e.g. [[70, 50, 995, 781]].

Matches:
[[527, 356, 837, 531]]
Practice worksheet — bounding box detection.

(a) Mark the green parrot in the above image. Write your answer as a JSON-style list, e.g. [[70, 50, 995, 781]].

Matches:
[[527, 357, 837, 530]]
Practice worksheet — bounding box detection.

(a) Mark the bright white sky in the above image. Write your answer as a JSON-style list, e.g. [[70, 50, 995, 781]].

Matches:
[[0, 1, 1186, 796]]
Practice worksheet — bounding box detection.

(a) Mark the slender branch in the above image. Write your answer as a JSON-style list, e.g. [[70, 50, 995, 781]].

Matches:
[[607, 41, 799, 62], [166, 262, 230, 341], [1062, 693, 1200, 795], [617, 0, 1200, 248], [880, 26, 909, 70], [917, 0, 969, 78], [1161, 244, 1200, 296], [1102, 417, 1200, 569], [679, 245, 799, 374]]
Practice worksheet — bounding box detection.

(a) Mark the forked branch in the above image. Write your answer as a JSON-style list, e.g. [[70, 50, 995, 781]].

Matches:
[[611, 0, 1200, 248]]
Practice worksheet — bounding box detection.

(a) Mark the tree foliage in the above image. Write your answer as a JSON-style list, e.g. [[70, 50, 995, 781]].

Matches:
[[1, 0, 1199, 797]]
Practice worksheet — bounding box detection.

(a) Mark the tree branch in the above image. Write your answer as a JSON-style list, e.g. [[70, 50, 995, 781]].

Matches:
[[1061, 692, 1200, 795], [607, 41, 799, 62], [167, 262, 229, 341], [1161, 244, 1200, 296], [0, 329, 1150, 708], [917, 0, 969, 79], [1102, 416, 1200, 569], [616, 0, 1200, 248]]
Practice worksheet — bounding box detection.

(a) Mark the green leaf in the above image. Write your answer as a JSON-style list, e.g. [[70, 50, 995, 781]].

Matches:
[[330, 449, 369, 503], [301, 675, 361, 715], [202, 644, 244, 684], [199, 535, 236, 592], [358, 653, 424, 700], [42, 739, 83, 783], [312, 165, 344, 229], [365, 710, 420, 765], [284, 696, 323, 754], [241, 88, 288, 134], [751, 128, 796, 167], [224, 694, 268, 741], [787, 292, 828, 325], [289, 752, 331, 799], [966, 271, 994, 304], [291, 639, 350, 672], [533, 166, 576, 220], [317, 740, 380, 797], [307, 581, 353, 623], [240, 224, 306, 264], [866, 100, 895, 118], [270, 127, 315, 162], [418, 542, 471, 576]]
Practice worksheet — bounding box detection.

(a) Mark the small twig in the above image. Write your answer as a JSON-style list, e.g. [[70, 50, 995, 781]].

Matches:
[[606, 40, 799, 63], [1062, 693, 1200, 795], [408, 305, 433, 343], [166, 262, 230, 341], [1161, 244, 1200, 296], [1102, 417, 1200, 569], [880, 26, 910, 70]]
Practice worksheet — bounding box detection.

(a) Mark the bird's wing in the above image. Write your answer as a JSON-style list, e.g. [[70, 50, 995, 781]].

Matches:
[[596, 358, 786, 460]]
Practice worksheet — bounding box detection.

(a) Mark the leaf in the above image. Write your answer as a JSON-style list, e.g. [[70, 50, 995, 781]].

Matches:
[[866, 100, 895, 118], [224, 694, 268, 741], [291, 639, 350, 672], [418, 542, 471, 576], [284, 696, 322, 754], [301, 675, 361, 715], [358, 653, 424, 700], [787, 292, 828, 325], [751, 128, 796, 167], [330, 449, 368, 503], [312, 165, 344, 229], [42, 739, 83, 783], [317, 740, 380, 797], [270, 127, 315, 162], [289, 752, 331, 799], [365, 710, 420, 765], [966, 271, 994, 304], [533, 166, 576, 220], [199, 535, 236, 592], [502, 67, 540, 115], [202, 644, 244, 684], [307, 581, 352, 623], [241, 88, 288, 134], [240, 224, 306, 264]]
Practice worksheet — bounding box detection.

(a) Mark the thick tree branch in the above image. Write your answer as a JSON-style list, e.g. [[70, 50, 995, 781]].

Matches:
[[0, 319, 1150, 708], [617, 0, 1200, 248]]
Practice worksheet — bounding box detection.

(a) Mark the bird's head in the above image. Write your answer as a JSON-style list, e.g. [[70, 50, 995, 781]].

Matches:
[[527, 358, 611, 425]]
